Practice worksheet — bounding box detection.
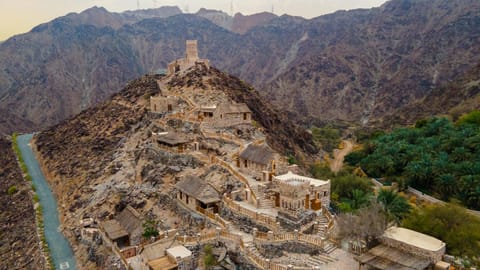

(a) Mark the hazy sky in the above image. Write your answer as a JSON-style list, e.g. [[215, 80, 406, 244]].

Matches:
[[0, 0, 388, 41]]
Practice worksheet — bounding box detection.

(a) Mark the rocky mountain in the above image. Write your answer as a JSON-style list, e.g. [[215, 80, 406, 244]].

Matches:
[[32, 65, 316, 268], [0, 136, 46, 269], [194, 8, 277, 34], [378, 62, 480, 127], [1, 0, 480, 134], [231, 12, 278, 34]]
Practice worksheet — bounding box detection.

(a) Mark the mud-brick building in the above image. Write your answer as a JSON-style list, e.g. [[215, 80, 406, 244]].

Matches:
[[274, 171, 331, 211], [238, 143, 280, 179], [175, 175, 221, 213]]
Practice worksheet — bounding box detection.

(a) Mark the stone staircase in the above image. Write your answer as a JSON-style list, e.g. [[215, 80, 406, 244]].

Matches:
[[249, 185, 273, 209], [258, 198, 273, 209], [322, 242, 337, 254], [315, 215, 329, 237], [306, 256, 326, 267]]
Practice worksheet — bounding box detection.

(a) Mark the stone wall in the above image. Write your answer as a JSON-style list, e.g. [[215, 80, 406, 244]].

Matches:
[[177, 191, 197, 211], [310, 182, 331, 208], [150, 95, 180, 113], [211, 112, 252, 128], [381, 236, 445, 263]]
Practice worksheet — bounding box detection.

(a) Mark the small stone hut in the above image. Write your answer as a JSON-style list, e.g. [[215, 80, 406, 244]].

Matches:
[[211, 102, 252, 127], [156, 132, 191, 153], [175, 175, 221, 213], [100, 205, 143, 248], [238, 143, 279, 178]]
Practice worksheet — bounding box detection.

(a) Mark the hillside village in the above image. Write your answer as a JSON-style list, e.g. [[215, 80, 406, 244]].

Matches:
[[40, 40, 455, 270]]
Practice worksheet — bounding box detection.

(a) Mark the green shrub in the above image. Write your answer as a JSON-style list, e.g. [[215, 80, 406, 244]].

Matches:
[[203, 244, 216, 269], [287, 154, 297, 165], [7, 185, 18, 195], [142, 220, 159, 239]]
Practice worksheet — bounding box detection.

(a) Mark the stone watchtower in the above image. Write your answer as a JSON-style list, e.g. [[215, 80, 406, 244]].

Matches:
[[167, 40, 209, 75], [185, 40, 199, 62]]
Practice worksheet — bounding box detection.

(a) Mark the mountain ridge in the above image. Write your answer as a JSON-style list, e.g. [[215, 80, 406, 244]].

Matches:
[[1, 0, 480, 134]]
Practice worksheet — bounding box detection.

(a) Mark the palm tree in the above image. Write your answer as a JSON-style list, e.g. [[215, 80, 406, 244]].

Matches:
[[377, 189, 412, 224], [349, 189, 371, 210]]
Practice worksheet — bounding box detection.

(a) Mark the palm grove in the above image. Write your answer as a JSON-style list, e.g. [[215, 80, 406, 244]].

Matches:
[[311, 110, 480, 264]]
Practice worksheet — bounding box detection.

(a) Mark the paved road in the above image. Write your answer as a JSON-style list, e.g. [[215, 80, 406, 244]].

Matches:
[[330, 140, 354, 173], [17, 134, 77, 270]]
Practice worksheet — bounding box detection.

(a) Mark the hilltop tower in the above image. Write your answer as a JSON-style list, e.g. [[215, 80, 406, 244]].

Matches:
[[185, 40, 199, 62], [167, 40, 209, 75]]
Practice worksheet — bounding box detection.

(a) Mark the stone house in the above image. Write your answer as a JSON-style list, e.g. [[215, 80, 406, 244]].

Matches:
[[197, 106, 216, 121], [211, 103, 252, 127], [100, 205, 143, 248], [156, 132, 191, 153], [198, 102, 252, 127], [356, 226, 447, 270], [175, 175, 221, 213], [238, 143, 279, 179], [150, 95, 180, 113], [167, 40, 209, 75], [273, 171, 331, 211]]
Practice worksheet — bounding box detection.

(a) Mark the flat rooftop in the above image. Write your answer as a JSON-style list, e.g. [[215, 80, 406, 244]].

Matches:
[[275, 171, 329, 187], [383, 227, 445, 252], [167, 245, 192, 260]]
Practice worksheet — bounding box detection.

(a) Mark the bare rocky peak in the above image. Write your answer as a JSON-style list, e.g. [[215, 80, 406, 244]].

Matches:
[[195, 8, 234, 31], [1, 0, 480, 134], [232, 12, 278, 34], [195, 8, 278, 34]]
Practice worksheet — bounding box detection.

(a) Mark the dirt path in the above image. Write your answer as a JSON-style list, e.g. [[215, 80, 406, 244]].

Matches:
[[330, 140, 354, 173]]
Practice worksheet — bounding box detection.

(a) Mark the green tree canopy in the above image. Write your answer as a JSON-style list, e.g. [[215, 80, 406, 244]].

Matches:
[[345, 115, 480, 210], [402, 204, 480, 258], [376, 189, 411, 223]]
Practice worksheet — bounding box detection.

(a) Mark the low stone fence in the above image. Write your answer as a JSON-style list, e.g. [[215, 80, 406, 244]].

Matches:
[[253, 229, 324, 248], [371, 178, 384, 189], [407, 186, 444, 204], [200, 129, 244, 146], [223, 196, 279, 232], [407, 187, 480, 218], [212, 157, 259, 206], [196, 206, 231, 229], [113, 224, 326, 270], [244, 244, 318, 270], [323, 206, 335, 233]]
